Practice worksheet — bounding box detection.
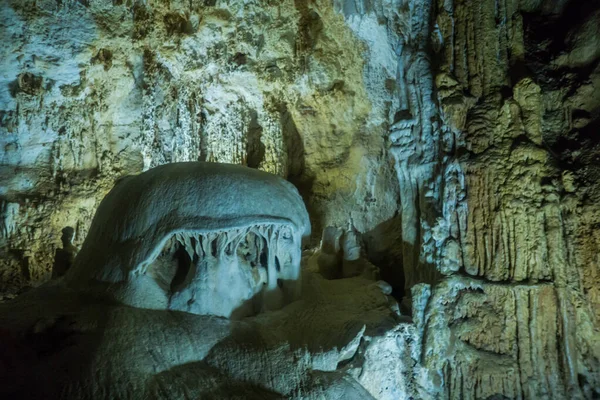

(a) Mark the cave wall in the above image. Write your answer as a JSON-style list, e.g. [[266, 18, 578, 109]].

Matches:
[[415, 0, 600, 397], [1, 0, 599, 398], [0, 0, 402, 295]]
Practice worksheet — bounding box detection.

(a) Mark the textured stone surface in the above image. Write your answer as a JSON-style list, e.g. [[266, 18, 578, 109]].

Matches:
[[66, 162, 310, 318], [0, 0, 400, 294], [1, 0, 599, 398], [420, 0, 600, 397], [0, 252, 409, 400]]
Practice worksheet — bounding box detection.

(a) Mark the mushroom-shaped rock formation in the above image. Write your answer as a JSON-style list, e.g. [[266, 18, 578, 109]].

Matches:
[[66, 162, 311, 318], [0, 164, 406, 399]]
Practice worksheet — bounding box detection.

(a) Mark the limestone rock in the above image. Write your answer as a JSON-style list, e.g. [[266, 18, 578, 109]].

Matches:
[[1, 0, 600, 398], [0, 254, 410, 400], [0, 0, 400, 293]]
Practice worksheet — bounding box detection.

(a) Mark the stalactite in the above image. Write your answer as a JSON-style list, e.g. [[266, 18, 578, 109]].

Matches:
[[122, 222, 304, 318]]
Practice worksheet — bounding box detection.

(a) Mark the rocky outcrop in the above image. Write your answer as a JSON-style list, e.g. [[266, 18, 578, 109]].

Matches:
[[339, 0, 598, 397], [0, 254, 408, 400], [418, 0, 600, 397]]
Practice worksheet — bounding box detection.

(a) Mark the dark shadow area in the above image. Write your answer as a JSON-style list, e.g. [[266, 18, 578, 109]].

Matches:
[[522, 1, 600, 90], [362, 213, 441, 317], [52, 227, 77, 279], [246, 109, 265, 169], [294, 1, 323, 54], [228, 288, 263, 320], [0, 286, 111, 399], [6, 249, 32, 283], [278, 102, 319, 246], [280, 104, 304, 179], [169, 245, 194, 293], [363, 213, 405, 301], [146, 360, 283, 400], [291, 173, 318, 247], [228, 277, 298, 320]]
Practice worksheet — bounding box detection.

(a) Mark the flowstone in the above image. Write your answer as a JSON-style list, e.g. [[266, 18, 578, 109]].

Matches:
[[67, 162, 310, 318], [0, 162, 411, 399]]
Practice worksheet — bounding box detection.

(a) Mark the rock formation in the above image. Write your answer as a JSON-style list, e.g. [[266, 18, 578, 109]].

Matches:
[[0, 163, 406, 399], [0, 0, 400, 293], [66, 162, 310, 317], [0, 0, 599, 398]]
